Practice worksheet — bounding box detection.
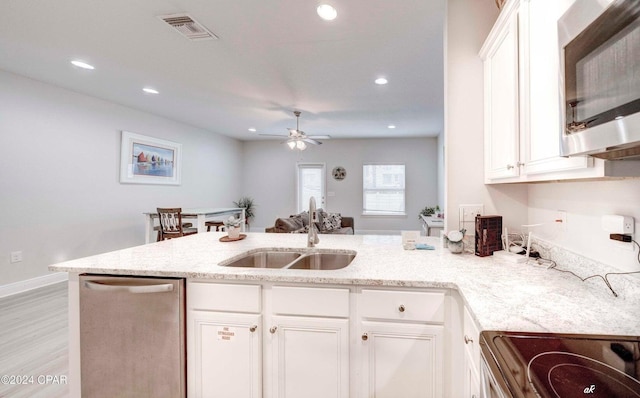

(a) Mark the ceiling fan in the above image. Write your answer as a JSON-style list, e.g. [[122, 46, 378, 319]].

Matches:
[[260, 111, 330, 150]]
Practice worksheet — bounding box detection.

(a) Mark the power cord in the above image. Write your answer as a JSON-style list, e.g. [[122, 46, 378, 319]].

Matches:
[[533, 240, 640, 298]]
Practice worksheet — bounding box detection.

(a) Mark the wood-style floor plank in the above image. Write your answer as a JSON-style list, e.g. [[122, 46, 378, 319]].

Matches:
[[0, 282, 69, 398]]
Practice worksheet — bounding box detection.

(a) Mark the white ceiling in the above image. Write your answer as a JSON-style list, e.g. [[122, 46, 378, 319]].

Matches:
[[0, 0, 445, 141]]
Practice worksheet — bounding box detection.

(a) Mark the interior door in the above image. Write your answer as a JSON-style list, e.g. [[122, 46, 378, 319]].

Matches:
[[297, 163, 326, 212]]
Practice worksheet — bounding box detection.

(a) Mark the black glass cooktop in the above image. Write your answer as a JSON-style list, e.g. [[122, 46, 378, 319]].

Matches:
[[481, 331, 640, 398]]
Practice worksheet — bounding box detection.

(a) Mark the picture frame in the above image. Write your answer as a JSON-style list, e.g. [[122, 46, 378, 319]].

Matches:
[[119, 131, 182, 185]]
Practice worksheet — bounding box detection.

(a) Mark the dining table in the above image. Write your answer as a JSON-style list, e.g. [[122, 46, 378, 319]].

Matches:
[[143, 207, 246, 244]]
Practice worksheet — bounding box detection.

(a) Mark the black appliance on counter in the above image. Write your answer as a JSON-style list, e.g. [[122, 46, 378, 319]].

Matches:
[[480, 331, 640, 397]]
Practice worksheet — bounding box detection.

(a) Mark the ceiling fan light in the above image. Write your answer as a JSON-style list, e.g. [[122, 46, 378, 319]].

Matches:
[[317, 4, 337, 21], [287, 141, 296, 149], [296, 140, 307, 150]]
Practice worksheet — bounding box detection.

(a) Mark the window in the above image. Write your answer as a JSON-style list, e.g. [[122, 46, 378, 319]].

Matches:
[[297, 163, 326, 213], [362, 164, 405, 215]]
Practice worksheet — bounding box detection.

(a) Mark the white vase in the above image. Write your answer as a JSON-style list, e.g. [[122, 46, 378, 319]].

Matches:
[[227, 226, 241, 239], [448, 240, 464, 254]]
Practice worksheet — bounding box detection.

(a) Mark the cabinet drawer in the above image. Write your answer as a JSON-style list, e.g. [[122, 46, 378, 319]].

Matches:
[[272, 286, 349, 318], [359, 289, 445, 323], [188, 282, 261, 313], [463, 306, 481, 369]]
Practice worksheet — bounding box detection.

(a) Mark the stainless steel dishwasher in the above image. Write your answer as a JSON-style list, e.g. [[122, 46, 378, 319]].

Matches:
[[79, 274, 185, 398]]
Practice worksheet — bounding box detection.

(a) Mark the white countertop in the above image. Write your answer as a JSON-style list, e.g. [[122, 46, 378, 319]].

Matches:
[[49, 232, 640, 336]]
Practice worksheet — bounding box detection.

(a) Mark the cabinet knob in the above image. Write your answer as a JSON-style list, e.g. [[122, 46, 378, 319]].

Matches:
[[269, 326, 278, 334], [517, 162, 525, 167], [464, 335, 474, 344], [398, 304, 406, 313], [361, 333, 368, 341], [506, 164, 515, 170], [249, 325, 257, 333]]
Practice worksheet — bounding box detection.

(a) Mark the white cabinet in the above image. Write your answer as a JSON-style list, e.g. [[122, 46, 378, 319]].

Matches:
[[357, 289, 445, 398], [269, 315, 350, 398], [268, 285, 350, 398], [190, 311, 262, 398], [187, 282, 263, 398], [481, 0, 521, 180], [187, 282, 452, 398], [462, 306, 481, 398], [481, 0, 597, 183]]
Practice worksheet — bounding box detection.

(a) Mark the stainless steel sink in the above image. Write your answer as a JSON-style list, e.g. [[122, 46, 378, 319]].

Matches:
[[219, 249, 356, 270], [221, 250, 302, 268], [286, 252, 356, 270]]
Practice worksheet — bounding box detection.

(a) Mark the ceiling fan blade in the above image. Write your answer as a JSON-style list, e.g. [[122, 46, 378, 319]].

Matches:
[[259, 133, 288, 137], [308, 135, 331, 140], [302, 138, 322, 145]]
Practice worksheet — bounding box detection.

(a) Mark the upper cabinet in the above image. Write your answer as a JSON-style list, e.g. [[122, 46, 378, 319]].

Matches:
[[479, 0, 620, 184], [481, 0, 521, 180]]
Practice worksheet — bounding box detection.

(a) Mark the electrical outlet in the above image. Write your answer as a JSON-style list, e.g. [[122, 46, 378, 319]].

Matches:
[[624, 217, 634, 234], [459, 204, 484, 223], [10, 251, 22, 263], [555, 211, 567, 232]]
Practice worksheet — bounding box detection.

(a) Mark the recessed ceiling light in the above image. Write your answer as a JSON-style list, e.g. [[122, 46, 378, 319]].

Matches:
[[143, 87, 159, 94], [248, 128, 257, 132], [71, 60, 95, 70], [388, 125, 396, 129], [375, 77, 388, 85], [317, 4, 337, 21]]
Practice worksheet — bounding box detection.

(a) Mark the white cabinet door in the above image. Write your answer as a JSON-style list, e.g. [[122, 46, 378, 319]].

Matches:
[[269, 315, 350, 398], [482, 2, 521, 181], [188, 311, 262, 398], [464, 354, 481, 398], [359, 321, 444, 398]]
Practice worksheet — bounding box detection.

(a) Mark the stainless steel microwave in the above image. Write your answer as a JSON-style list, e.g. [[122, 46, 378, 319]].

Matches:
[[559, 0, 640, 160]]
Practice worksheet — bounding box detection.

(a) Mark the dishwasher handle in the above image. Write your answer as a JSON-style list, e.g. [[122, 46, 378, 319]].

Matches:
[[84, 280, 175, 294]]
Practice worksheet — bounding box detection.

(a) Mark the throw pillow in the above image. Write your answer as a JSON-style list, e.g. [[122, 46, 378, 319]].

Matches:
[[322, 212, 342, 231], [276, 217, 304, 232]]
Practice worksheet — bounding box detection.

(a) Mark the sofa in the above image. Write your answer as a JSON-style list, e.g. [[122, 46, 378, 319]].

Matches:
[[265, 210, 354, 235]]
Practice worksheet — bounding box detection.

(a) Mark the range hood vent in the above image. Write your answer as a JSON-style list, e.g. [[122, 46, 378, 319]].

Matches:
[[158, 13, 218, 41]]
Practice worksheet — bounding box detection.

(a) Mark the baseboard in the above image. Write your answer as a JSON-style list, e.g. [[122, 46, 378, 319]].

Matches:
[[0, 272, 68, 298]]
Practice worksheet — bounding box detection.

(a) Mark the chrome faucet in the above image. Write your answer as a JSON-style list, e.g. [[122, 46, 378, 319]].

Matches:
[[308, 196, 320, 247]]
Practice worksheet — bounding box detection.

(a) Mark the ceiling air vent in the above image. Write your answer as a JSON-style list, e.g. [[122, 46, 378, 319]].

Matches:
[[158, 13, 218, 41]]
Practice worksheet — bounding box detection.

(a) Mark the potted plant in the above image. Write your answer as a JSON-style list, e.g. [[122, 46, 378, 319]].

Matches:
[[224, 216, 243, 239], [233, 196, 256, 227], [419, 205, 441, 219]]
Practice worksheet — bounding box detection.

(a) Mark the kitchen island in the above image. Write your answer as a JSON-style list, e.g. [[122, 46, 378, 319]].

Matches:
[[50, 232, 640, 397]]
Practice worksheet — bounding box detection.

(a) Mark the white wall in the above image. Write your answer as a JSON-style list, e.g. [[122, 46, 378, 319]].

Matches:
[[0, 70, 243, 285], [528, 180, 640, 272], [445, 0, 529, 237], [242, 138, 439, 233]]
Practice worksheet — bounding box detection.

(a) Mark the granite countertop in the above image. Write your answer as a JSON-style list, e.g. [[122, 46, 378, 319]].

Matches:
[[49, 232, 640, 336]]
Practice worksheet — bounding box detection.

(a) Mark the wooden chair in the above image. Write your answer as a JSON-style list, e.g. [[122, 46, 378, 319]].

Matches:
[[157, 208, 197, 240], [154, 222, 193, 241]]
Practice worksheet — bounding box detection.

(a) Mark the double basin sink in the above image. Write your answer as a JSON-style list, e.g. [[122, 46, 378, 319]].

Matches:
[[219, 248, 357, 270]]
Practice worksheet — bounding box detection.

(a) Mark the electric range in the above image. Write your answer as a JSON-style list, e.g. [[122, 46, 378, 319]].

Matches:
[[480, 331, 640, 397]]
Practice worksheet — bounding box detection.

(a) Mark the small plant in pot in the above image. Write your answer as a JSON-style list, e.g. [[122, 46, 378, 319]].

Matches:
[[233, 196, 256, 228], [224, 216, 243, 239], [419, 205, 441, 219]]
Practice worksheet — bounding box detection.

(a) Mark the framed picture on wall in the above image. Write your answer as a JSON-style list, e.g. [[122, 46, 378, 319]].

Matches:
[[119, 131, 182, 185]]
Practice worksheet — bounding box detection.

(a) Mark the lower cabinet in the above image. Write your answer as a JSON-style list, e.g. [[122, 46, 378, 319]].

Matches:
[[464, 353, 481, 398], [187, 281, 453, 398], [357, 288, 446, 397], [359, 321, 443, 398], [269, 315, 350, 398], [189, 311, 262, 398], [462, 306, 482, 398]]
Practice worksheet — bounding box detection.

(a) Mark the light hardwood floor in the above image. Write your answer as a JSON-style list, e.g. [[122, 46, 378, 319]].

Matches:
[[0, 282, 69, 398]]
